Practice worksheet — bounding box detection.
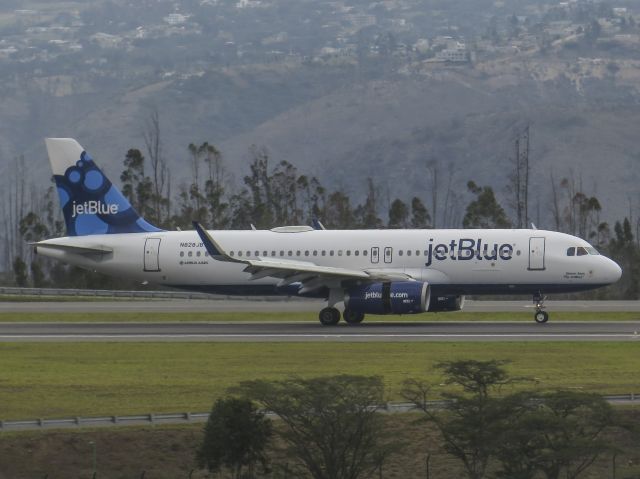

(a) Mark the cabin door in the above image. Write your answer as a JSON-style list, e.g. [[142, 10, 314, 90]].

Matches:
[[144, 238, 161, 272], [528, 237, 545, 271]]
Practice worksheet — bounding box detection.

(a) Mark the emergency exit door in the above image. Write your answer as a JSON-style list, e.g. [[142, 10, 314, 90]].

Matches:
[[144, 238, 161, 272], [371, 247, 379, 264], [528, 237, 545, 271]]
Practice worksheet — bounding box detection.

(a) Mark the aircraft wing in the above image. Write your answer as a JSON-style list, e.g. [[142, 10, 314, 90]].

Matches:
[[193, 222, 413, 293]]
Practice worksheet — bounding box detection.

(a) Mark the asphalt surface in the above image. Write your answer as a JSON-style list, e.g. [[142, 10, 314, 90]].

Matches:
[[2, 299, 640, 313], [0, 321, 639, 342]]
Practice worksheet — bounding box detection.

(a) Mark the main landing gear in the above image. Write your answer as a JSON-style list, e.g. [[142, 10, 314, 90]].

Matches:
[[533, 292, 549, 323], [318, 307, 366, 325], [319, 307, 341, 326]]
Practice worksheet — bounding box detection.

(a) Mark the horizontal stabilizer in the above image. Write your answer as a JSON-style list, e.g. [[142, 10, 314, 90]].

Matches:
[[32, 241, 113, 255]]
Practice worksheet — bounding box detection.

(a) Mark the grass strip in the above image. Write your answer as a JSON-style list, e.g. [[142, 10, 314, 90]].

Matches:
[[0, 342, 638, 420], [0, 311, 638, 322]]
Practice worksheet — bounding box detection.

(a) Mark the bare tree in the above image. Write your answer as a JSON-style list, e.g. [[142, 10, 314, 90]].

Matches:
[[142, 107, 168, 225], [507, 125, 530, 228]]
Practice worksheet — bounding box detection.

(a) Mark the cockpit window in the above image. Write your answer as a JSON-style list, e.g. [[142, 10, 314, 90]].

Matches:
[[586, 247, 599, 255], [576, 247, 589, 256], [566, 247, 575, 257]]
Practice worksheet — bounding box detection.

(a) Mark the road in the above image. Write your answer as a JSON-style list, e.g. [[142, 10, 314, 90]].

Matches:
[[0, 321, 638, 342], [1, 299, 640, 313]]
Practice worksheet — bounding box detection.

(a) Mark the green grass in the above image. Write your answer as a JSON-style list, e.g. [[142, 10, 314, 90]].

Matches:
[[0, 311, 639, 322], [0, 342, 638, 420]]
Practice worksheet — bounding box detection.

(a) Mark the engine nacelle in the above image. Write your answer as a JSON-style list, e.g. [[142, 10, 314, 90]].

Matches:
[[427, 295, 465, 312], [345, 282, 430, 315]]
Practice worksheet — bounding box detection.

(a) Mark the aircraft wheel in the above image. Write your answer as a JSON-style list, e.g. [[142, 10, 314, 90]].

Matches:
[[343, 308, 365, 325], [534, 311, 549, 324], [319, 307, 341, 326]]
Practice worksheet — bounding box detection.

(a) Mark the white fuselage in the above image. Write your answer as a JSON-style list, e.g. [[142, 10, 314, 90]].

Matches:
[[35, 228, 622, 297]]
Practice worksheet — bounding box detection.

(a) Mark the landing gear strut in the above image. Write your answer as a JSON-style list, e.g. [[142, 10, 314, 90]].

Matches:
[[533, 292, 549, 323], [319, 307, 341, 326]]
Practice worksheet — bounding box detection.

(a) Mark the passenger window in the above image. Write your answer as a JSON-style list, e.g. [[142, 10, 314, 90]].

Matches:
[[346, 250, 351, 256], [180, 251, 184, 257], [577, 247, 588, 256], [271, 251, 276, 256], [363, 250, 368, 256], [305, 251, 309, 256], [416, 250, 420, 256], [399, 250, 403, 256], [330, 250, 334, 256], [296, 251, 301, 256], [229, 251, 234, 257], [255, 251, 260, 256], [424, 250, 428, 256], [355, 250, 360, 256], [237, 251, 242, 257], [197, 251, 201, 257], [246, 251, 251, 257], [313, 250, 318, 256], [338, 250, 343, 256], [322, 251, 326, 256], [262, 251, 267, 256], [288, 251, 292, 256], [407, 250, 412, 256], [280, 251, 284, 256], [566, 247, 575, 256]]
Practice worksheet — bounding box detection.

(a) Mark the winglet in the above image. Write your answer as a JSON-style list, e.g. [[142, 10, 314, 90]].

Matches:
[[192, 221, 243, 263]]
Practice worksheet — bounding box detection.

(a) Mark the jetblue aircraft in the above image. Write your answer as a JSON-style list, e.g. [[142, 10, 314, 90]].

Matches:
[[34, 138, 622, 325]]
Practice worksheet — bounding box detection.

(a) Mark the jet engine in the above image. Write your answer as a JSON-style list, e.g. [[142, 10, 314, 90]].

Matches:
[[344, 281, 430, 315], [427, 295, 465, 312]]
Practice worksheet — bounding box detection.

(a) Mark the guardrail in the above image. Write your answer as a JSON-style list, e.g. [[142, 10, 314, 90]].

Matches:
[[0, 286, 303, 301], [1, 395, 637, 432], [0, 286, 219, 300]]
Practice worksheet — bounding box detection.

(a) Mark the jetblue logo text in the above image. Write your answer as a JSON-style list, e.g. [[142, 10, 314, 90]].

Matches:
[[425, 238, 513, 267], [71, 201, 118, 218]]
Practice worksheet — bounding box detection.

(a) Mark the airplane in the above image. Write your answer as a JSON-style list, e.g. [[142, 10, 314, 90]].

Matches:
[[33, 138, 623, 325]]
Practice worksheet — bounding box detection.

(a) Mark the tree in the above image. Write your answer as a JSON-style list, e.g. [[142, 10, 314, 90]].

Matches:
[[608, 218, 640, 298], [13, 256, 28, 287], [324, 191, 355, 229], [30, 260, 46, 288], [355, 178, 383, 228], [120, 148, 153, 217], [524, 391, 614, 479], [462, 181, 511, 229], [196, 397, 272, 479], [402, 360, 518, 479], [235, 375, 395, 479], [507, 126, 530, 229], [388, 198, 409, 228], [410, 197, 431, 228], [142, 107, 169, 226]]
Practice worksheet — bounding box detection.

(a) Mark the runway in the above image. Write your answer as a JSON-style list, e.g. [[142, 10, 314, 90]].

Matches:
[[2, 299, 640, 313], [0, 321, 638, 342]]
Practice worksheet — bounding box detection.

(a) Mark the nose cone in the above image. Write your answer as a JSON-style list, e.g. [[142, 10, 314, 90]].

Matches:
[[604, 258, 622, 284]]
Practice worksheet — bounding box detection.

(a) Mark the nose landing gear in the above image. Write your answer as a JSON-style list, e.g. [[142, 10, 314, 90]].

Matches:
[[533, 292, 548, 323]]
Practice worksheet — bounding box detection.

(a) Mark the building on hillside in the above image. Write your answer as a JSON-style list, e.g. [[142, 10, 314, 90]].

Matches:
[[435, 41, 469, 62]]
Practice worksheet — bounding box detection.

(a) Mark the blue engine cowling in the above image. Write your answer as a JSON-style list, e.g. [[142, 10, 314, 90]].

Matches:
[[427, 295, 465, 312], [345, 282, 430, 315]]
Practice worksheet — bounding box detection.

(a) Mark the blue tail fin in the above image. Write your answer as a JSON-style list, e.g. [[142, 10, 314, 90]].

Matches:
[[45, 138, 163, 236]]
